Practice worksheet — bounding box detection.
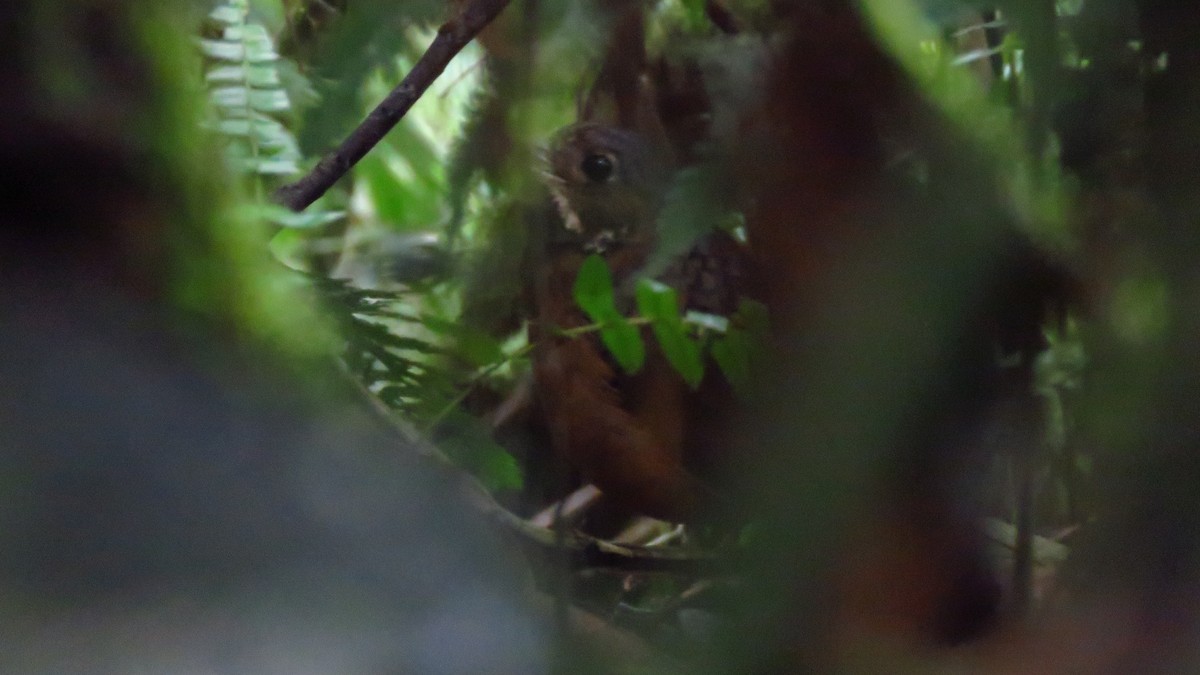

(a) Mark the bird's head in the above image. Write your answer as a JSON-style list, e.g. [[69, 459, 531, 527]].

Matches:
[[542, 123, 672, 253]]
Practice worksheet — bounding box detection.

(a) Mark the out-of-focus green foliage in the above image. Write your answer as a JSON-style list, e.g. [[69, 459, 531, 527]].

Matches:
[[197, 0, 525, 492], [645, 164, 740, 279], [863, 0, 1074, 249], [178, 0, 1200, 667]]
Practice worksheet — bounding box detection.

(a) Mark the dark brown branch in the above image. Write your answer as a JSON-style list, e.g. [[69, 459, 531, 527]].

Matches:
[[273, 0, 512, 212]]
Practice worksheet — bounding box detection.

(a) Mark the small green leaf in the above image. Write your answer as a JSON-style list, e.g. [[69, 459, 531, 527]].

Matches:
[[599, 316, 646, 374], [250, 157, 300, 175], [210, 85, 249, 108], [248, 89, 290, 113], [271, 208, 345, 229], [220, 25, 247, 42], [573, 255, 644, 373], [240, 24, 278, 63], [709, 298, 771, 397], [636, 280, 703, 388], [573, 254, 619, 321], [209, 5, 245, 25], [206, 65, 247, 84], [238, 202, 340, 229], [245, 64, 282, 88], [635, 279, 677, 323], [199, 38, 244, 61]]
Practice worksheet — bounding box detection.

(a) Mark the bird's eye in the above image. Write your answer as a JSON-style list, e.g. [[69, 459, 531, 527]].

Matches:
[[581, 153, 615, 183]]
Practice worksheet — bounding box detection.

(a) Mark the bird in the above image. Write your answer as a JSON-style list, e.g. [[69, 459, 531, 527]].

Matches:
[[519, 115, 746, 525]]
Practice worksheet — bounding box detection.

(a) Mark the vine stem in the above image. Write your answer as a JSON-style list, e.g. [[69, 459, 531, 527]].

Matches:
[[273, 0, 512, 212], [556, 315, 651, 338]]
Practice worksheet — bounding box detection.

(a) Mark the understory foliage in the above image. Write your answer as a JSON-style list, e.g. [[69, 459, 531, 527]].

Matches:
[[194, 0, 1200, 668], [208, 0, 1090, 516]]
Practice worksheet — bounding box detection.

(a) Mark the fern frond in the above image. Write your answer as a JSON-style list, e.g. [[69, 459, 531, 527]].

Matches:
[[311, 274, 460, 408], [203, 0, 302, 180], [312, 272, 523, 491]]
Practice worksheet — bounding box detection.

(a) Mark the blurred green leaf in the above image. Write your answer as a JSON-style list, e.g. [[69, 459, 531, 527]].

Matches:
[[637, 279, 704, 388], [600, 319, 646, 374], [358, 151, 415, 225], [295, 1, 446, 152], [574, 255, 645, 373], [573, 254, 619, 320], [436, 409, 524, 492], [262, 204, 344, 229], [420, 315, 506, 368], [200, 39, 245, 61], [646, 164, 736, 278], [249, 88, 291, 112], [354, 118, 445, 230], [210, 4, 245, 25], [710, 299, 770, 398]]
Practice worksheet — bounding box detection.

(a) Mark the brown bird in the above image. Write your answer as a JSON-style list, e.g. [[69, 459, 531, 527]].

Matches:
[[524, 119, 744, 524]]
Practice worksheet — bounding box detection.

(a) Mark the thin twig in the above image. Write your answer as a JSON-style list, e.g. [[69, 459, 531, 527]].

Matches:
[[273, 0, 512, 212]]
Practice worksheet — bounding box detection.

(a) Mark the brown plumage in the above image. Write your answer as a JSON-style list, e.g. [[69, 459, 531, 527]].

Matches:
[[526, 121, 743, 523]]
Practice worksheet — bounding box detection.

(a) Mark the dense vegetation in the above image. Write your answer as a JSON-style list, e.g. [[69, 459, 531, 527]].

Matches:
[[8, 0, 1200, 671]]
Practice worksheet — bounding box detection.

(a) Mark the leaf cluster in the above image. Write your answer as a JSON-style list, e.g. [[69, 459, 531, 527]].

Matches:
[[572, 254, 767, 395]]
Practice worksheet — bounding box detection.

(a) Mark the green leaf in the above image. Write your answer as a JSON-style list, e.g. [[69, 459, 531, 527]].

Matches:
[[269, 207, 345, 230], [240, 24, 278, 62], [200, 38, 244, 61], [210, 85, 249, 108], [573, 254, 619, 320], [599, 318, 646, 374], [206, 64, 246, 84], [635, 279, 678, 323], [707, 298, 771, 397], [353, 121, 445, 230], [206, 63, 281, 87], [209, 5, 246, 25], [636, 280, 704, 388], [247, 157, 299, 175], [574, 255, 644, 373], [249, 88, 290, 113], [357, 152, 407, 226], [644, 164, 736, 279], [220, 25, 247, 42], [245, 64, 282, 88]]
